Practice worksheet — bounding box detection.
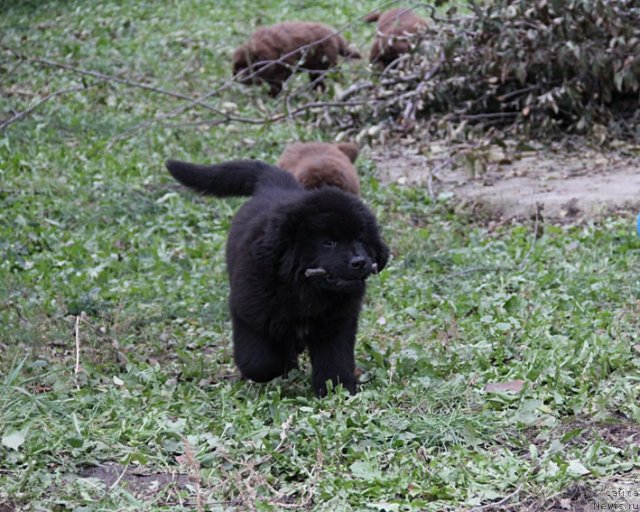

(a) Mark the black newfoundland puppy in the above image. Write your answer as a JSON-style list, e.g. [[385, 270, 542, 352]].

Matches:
[[165, 159, 389, 396]]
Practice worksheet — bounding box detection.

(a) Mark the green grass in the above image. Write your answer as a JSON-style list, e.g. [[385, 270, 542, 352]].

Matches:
[[1, 1, 639, 510]]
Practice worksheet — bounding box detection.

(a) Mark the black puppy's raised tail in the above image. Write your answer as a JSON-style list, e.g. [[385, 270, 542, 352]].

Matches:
[[166, 159, 300, 197]]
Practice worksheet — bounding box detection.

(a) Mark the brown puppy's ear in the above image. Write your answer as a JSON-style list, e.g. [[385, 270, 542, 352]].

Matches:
[[336, 142, 359, 163]]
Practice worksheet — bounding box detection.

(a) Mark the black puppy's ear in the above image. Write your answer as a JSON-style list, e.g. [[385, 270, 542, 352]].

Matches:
[[362, 212, 390, 272], [252, 206, 299, 273], [370, 234, 390, 272]]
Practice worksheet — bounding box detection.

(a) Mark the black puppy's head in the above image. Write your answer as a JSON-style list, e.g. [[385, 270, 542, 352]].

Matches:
[[256, 188, 389, 293]]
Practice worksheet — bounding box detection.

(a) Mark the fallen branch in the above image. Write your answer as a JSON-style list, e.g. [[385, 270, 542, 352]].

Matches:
[[0, 85, 87, 131], [2, 47, 226, 115], [157, 98, 384, 131], [2, 0, 428, 139], [109, 0, 403, 139]]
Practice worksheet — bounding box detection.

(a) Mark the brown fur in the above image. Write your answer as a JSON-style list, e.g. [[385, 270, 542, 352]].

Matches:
[[277, 142, 360, 195], [365, 8, 428, 66], [232, 22, 361, 96]]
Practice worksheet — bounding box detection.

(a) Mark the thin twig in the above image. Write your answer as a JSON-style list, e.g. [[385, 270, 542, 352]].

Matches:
[[469, 483, 523, 512], [181, 436, 204, 512], [426, 159, 449, 199], [382, 53, 411, 75], [157, 98, 384, 130], [0, 85, 86, 131], [337, 71, 426, 102], [497, 85, 541, 102], [74, 312, 86, 386], [3, 58, 24, 79], [108, 464, 129, 491], [401, 51, 445, 123], [519, 202, 543, 271], [2, 48, 225, 114], [456, 112, 520, 121], [338, 80, 375, 101]]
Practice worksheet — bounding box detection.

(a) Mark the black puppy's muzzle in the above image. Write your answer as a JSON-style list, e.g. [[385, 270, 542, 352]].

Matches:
[[349, 255, 366, 270], [304, 255, 379, 283], [346, 255, 376, 280]]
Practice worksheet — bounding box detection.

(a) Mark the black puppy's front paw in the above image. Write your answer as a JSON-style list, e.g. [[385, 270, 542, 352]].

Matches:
[[313, 374, 357, 397]]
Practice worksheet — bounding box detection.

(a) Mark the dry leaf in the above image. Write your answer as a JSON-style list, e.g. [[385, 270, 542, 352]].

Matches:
[[559, 498, 572, 509], [484, 380, 525, 393], [175, 453, 189, 465]]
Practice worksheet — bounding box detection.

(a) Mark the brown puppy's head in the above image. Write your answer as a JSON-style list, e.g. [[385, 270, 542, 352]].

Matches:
[[232, 46, 266, 86], [368, 8, 428, 66], [232, 47, 249, 80], [277, 142, 360, 195]]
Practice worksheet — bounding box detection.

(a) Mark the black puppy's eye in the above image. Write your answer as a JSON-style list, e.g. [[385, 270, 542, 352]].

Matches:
[[322, 240, 337, 248]]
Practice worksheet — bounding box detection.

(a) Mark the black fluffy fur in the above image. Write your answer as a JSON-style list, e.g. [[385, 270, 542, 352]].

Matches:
[[166, 159, 389, 396]]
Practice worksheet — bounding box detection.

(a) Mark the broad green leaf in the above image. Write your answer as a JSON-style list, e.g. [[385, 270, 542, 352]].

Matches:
[[2, 430, 26, 451]]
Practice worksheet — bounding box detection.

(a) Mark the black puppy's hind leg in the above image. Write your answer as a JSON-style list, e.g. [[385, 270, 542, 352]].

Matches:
[[232, 318, 298, 383]]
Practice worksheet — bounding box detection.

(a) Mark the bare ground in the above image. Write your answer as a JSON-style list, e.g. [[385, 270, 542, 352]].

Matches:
[[371, 139, 640, 221], [78, 462, 191, 501]]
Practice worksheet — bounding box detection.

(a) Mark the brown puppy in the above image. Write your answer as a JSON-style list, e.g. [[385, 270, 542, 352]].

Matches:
[[365, 8, 428, 67], [277, 142, 360, 195], [233, 22, 361, 96]]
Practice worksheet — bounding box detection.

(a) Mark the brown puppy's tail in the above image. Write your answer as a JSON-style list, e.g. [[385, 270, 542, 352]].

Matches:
[[340, 44, 362, 59], [336, 34, 362, 59], [166, 159, 300, 197], [364, 12, 380, 23]]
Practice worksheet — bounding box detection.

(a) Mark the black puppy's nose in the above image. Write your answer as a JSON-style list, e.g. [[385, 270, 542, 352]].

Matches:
[[350, 255, 366, 270]]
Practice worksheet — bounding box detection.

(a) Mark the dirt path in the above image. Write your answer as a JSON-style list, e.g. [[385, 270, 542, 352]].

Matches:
[[371, 141, 640, 220]]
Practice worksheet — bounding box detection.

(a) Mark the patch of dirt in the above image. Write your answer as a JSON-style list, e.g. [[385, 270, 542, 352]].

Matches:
[[588, 421, 640, 450], [504, 419, 640, 511], [510, 484, 599, 511], [526, 417, 640, 453], [78, 462, 190, 499], [371, 141, 640, 220], [508, 472, 640, 511]]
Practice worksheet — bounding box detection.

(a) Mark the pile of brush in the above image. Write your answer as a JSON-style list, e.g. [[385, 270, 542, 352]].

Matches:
[[335, 0, 640, 139]]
